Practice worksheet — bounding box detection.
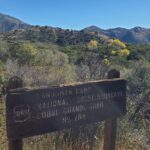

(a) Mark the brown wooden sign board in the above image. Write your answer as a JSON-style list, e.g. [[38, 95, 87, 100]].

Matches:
[[6, 79, 126, 140]]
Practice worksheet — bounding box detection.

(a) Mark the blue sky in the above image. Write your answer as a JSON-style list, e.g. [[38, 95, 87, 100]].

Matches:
[[0, 0, 150, 30]]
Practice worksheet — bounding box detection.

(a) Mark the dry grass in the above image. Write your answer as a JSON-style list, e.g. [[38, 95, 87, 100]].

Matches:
[[0, 100, 8, 150]]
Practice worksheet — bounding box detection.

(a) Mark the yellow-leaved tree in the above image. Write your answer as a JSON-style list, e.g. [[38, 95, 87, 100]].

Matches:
[[113, 39, 126, 48], [108, 39, 126, 49], [109, 39, 130, 57], [87, 40, 98, 50], [118, 49, 130, 56]]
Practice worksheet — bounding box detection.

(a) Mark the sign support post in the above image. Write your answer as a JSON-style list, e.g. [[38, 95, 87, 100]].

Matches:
[[103, 69, 120, 150], [8, 139, 23, 150], [7, 77, 23, 150]]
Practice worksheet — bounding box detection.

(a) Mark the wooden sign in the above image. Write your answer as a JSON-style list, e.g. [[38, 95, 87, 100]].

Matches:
[[6, 79, 126, 139]]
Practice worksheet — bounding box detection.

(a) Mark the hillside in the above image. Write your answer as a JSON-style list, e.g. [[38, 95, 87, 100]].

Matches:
[[1, 26, 111, 46], [1, 13, 150, 44], [0, 13, 30, 33], [83, 26, 150, 44]]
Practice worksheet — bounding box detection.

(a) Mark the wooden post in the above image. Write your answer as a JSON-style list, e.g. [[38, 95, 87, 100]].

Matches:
[[7, 76, 23, 150], [8, 140, 23, 150], [103, 69, 120, 150]]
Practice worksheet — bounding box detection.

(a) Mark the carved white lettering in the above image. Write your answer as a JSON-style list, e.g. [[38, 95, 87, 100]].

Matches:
[[37, 99, 68, 110], [13, 105, 30, 123], [75, 87, 91, 95], [37, 109, 58, 119], [41, 89, 73, 99], [75, 113, 86, 121], [62, 113, 86, 124], [90, 102, 104, 110], [63, 105, 85, 114]]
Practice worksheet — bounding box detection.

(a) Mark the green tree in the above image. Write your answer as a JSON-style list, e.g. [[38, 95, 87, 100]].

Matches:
[[0, 61, 5, 87], [9, 42, 37, 65], [0, 41, 9, 62]]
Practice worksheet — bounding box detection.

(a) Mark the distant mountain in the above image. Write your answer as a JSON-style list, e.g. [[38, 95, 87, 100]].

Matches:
[[83, 26, 150, 44], [0, 13, 30, 33], [1, 12, 150, 44], [82, 26, 103, 33]]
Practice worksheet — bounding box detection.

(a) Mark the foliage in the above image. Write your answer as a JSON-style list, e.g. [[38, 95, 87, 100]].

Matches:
[[108, 39, 126, 49], [127, 60, 150, 94], [34, 43, 69, 66], [9, 42, 37, 65], [118, 49, 130, 56], [0, 62, 5, 87], [102, 58, 110, 65], [87, 40, 98, 50], [127, 44, 150, 61], [0, 41, 9, 62]]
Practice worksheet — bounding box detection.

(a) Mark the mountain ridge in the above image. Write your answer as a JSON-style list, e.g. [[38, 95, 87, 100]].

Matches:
[[0, 12, 31, 33], [1, 12, 150, 44], [82, 26, 150, 44]]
